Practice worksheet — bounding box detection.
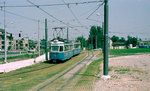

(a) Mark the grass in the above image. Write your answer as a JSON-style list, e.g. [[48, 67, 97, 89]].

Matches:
[[0, 53, 41, 63], [0, 51, 87, 91], [109, 48, 150, 57], [110, 66, 148, 75], [74, 58, 103, 90], [132, 69, 148, 74], [115, 68, 130, 74], [1, 48, 149, 90]]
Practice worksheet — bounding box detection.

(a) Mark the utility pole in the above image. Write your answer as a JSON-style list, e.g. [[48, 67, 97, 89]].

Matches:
[[67, 27, 69, 42], [38, 20, 40, 56], [82, 35, 83, 49], [102, 22, 104, 54], [45, 19, 48, 61], [4, 2, 7, 63], [103, 0, 110, 78], [96, 30, 97, 49]]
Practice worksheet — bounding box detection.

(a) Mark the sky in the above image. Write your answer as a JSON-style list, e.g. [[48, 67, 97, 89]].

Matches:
[[0, 0, 150, 41]]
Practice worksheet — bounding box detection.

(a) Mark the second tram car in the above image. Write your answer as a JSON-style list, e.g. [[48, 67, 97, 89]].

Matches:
[[50, 40, 81, 61]]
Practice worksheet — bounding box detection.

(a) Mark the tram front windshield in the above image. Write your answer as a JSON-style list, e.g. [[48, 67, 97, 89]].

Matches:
[[51, 46, 59, 52]]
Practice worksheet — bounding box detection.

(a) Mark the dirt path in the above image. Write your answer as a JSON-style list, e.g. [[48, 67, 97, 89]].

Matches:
[[94, 54, 150, 91]]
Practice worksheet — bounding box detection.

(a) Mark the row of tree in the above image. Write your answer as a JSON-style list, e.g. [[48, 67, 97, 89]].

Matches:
[[77, 25, 139, 49], [77, 26, 103, 49], [111, 35, 138, 48]]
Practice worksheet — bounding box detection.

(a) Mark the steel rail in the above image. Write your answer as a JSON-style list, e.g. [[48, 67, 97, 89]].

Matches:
[[58, 53, 94, 91], [37, 52, 92, 91]]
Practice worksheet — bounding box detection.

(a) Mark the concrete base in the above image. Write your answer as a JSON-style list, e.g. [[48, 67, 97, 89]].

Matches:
[[101, 75, 111, 80]]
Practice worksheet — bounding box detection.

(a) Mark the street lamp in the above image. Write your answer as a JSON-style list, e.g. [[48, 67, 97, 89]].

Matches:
[[4, 2, 14, 63], [4, 21, 14, 63], [38, 20, 40, 56]]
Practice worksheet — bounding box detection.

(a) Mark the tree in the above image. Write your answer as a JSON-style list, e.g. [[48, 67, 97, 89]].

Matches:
[[126, 36, 138, 48], [97, 26, 103, 48], [111, 35, 119, 42], [118, 37, 126, 42], [88, 26, 103, 49], [76, 36, 87, 49], [29, 40, 37, 50], [132, 37, 138, 47]]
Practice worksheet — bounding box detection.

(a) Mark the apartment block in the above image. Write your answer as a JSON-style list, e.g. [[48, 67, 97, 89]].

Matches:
[[0, 29, 13, 51]]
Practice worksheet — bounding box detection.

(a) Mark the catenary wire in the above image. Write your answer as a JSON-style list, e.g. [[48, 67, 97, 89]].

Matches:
[[0, 1, 103, 7], [61, 0, 87, 29], [26, 0, 76, 28], [86, 2, 104, 19]]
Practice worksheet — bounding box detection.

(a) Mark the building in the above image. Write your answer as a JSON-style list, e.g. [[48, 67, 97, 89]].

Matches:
[[109, 39, 113, 49], [12, 37, 29, 50], [0, 29, 13, 51], [20, 38, 29, 50], [112, 42, 126, 49], [139, 41, 150, 48], [12, 40, 20, 50]]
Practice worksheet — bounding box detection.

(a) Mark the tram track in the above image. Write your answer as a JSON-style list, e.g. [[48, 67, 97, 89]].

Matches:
[[37, 51, 95, 91]]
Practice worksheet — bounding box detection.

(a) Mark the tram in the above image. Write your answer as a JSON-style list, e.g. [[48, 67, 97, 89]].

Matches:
[[50, 40, 81, 61]]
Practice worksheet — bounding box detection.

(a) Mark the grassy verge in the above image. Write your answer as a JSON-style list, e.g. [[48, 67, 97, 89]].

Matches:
[[0, 53, 43, 63], [109, 48, 150, 57], [0, 51, 86, 91], [74, 58, 103, 91]]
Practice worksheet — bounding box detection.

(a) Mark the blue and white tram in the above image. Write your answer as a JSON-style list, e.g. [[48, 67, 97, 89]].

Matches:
[[73, 42, 81, 56], [50, 40, 80, 61]]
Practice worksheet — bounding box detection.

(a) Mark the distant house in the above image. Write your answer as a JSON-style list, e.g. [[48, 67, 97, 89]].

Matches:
[[112, 42, 126, 49], [12, 37, 29, 50], [12, 40, 20, 50], [109, 39, 113, 49], [138, 41, 150, 48], [0, 29, 13, 51]]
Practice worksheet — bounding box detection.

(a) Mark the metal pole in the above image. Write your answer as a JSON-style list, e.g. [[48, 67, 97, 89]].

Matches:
[[96, 32, 97, 49], [67, 27, 69, 42], [45, 19, 48, 61], [38, 20, 40, 56], [82, 35, 83, 49], [4, 2, 7, 63], [102, 22, 104, 53], [103, 0, 109, 75]]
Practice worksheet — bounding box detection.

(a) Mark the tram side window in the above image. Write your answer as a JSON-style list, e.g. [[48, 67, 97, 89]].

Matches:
[[52, 46, 59, 52], [74, 45, 77, 49], [64, 45, 67, 51], [74, 44, 79, 48], [59, 46, 63, 52], [64, 45, 69, 51], [75, 44, 81, 49]]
